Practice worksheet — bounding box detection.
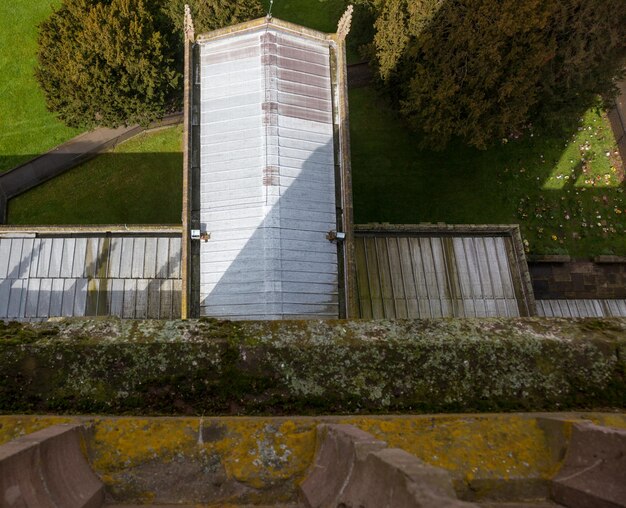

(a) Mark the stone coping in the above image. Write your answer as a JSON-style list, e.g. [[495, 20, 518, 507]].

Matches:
[[528, 255, 572, 263], [354, 223, 522, 236], [195, 17, 334, 44], [0, 225, 182, 236]]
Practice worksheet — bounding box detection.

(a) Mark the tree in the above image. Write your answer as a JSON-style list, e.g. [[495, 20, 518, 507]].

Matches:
[[36, 0, 179, 129], [162, 0, 264, 36], [36, 0, 264, 129], [371, 0, 626, 149]]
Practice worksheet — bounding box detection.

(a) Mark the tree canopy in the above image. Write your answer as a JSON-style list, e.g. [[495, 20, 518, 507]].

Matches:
[[36, 0, 179, 129], [163, 0, 264, 35], [36, 0, 264, 129], [371, 0, 626, 149]]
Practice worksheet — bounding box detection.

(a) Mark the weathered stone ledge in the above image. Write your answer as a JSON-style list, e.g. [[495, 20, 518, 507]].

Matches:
[[0, 318, 624, 415], [1, 414, 625, 505]]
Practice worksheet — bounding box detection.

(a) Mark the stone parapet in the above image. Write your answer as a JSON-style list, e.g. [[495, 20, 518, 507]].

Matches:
[[0, 318, 625, 414]]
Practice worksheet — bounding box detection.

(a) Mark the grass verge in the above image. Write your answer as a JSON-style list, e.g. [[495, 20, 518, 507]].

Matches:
[[261, 0, 346, 33], [0, 0, 81, 173], [7, 125, 183, 225]]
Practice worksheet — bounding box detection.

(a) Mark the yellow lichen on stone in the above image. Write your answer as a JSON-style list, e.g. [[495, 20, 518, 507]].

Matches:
[[90, 417, 198, 472], [341, 415, 556, 483], [0, 416, 75, 445], [1, 412, 625, 499], [588, 413, 626, 429], [198, 418, 317, 489]]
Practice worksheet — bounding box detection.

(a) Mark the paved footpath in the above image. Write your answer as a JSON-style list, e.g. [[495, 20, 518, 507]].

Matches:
[[0, 114, 182, 224]]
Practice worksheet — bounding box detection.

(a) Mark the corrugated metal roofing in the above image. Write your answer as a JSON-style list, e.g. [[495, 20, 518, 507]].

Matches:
[[0, 233, 182, 320], [198, 26, 338, 320], [354, 233, 527, 318], [536, 299, 626, 317]]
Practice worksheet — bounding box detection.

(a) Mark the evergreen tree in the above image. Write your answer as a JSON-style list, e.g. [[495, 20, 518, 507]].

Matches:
[[163, 0, 264, 36], [36, 0, 179, 129], [36, 0, 264, 129], [372, 0, 626, 149]]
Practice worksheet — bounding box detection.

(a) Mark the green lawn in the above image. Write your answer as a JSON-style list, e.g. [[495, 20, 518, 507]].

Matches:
[[0, 0, 81, 173], [262, 0, 346, 33], [8, 126, 182, 224], [350, 87, 625, 257]]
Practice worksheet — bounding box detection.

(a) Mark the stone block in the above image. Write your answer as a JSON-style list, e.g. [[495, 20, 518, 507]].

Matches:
[[300, 424, 386, 508], [300, 424, 477, 508], [552, 422, 626, 508], [0, 424, 104, 508], [337, 448, 474, 508], [552, 270, 572, 283], [0, 440, 52, 507]]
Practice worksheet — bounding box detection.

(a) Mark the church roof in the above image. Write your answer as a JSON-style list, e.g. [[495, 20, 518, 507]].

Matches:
[[0, 227, 182, 320]]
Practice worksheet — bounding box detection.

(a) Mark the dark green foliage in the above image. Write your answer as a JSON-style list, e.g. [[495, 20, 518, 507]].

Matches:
[[35, 0, 264, 129], [346, 0, 377, 61], [371, 0, 626, 149], [36, 0, 180, 129], [163, 0, 264, 36]]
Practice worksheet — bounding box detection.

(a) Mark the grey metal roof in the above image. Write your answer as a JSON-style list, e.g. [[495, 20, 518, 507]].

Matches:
[[197, 25, 339, 320], [0, 231, 182, 320], [354, 231, 530, 318], [536, 299, 626, 317]]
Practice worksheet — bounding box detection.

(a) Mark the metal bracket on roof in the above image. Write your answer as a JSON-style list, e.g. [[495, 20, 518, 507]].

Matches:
[[326, 230, 346, 243], [191, 230, 210, 242]]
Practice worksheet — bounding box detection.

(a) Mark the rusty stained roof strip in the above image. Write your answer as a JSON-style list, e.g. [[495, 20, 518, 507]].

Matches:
[[354, 233, 525, 318], [0, 234, 182, 320]]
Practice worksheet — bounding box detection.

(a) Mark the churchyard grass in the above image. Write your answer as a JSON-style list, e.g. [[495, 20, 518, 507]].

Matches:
[[350, 87, 625, 257], [0, 0, 80, 173], [7, 125, 183, 225], [261, 0, 346, 33]]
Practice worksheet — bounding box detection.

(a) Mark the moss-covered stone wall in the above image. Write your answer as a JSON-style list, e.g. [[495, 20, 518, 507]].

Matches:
[[0, 318, 624, 415]]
